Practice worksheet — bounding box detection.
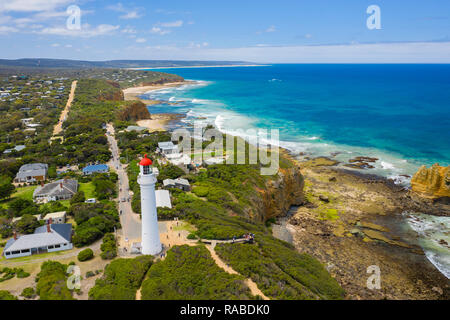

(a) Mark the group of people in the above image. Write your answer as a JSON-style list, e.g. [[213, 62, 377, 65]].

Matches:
[[231, 233, 255, 243]]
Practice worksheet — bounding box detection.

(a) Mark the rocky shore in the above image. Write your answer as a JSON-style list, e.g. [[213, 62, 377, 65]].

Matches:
[[273, 157, 449, 300]]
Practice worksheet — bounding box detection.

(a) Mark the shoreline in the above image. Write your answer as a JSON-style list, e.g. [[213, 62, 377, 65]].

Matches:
[[130, 77, 449, 296]]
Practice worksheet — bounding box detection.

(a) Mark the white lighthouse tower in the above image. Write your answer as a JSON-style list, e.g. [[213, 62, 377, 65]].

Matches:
[[137, 154, 162, 255]]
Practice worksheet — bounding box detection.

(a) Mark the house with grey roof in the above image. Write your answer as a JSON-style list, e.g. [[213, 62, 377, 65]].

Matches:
[[33, 179, 78, 203], [3, 145, 26, 154], [3, 223, 73, 259], [157, 141, 179, 155], [14, 163, 48, 183], [163, 178, 191, 191]]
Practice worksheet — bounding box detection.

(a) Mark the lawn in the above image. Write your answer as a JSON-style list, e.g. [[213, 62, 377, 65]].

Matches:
[[0, 185, 37, 209], [79, 182, 96, 199]]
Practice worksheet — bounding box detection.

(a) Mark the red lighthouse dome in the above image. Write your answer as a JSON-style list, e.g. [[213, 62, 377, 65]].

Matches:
[[139, 154, 152, 166]]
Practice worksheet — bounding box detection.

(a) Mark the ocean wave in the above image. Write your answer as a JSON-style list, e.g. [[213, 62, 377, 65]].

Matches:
[[405, 212, 450, 279]]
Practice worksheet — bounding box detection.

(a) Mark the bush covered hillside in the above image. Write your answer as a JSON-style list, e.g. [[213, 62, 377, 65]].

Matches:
[[141, 245, 254, 300]]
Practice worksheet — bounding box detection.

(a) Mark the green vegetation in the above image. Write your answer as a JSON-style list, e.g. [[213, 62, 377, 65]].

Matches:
[[0, 290, 17, 300], [0, 176, 15, 200], [14, 214, 40, 234], [89, 255, 153, 300], [69, 201, 119, 247], [141, 245, 254, 300], [77, 248, 94, 262], [21, 287, 36, 299], [35, 261, 75, 300], [100, 233, 117, 260], [0, 267, 30, 282], [216, 239, 344, 300]]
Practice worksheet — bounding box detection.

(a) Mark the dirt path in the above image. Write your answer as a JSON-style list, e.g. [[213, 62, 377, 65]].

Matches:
[[52, 80, 77, 136], [205, 243, 270, 300]]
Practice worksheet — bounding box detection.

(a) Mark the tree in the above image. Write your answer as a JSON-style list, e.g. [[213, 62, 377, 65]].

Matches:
[[0, 177, 15, 200], [70, 191, 86, 205], [78, 248, 94, 262], [14, 214, 40, 234], [157, 164, 185, 182], [8, 198, 36, 217]]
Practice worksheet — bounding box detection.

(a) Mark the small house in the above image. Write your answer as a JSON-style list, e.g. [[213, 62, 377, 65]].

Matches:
[[163, 178, 191, 191], [157, 142, 179, 155], [82, 164, 109, 175], [43, 211, 66, 224]]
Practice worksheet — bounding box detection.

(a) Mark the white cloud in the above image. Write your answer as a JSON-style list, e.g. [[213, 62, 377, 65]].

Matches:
[[160, 20, 183, 28], [136, 38, 146, 43], [120, 11, 142, 19], [38, 23, 120, 37], [150, 26, 170, 35], [51, 43, 60, 47], [305, 34, 312, 39], [65, 44, 72, 48], [122, 26, 137, 34], [0, 0, 72, 12], [266, 25, 276, 33], [107, 3, 143, 19], [0, 25, 18, 33]]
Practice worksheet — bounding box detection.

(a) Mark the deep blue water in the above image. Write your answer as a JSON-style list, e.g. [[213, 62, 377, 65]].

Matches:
[[144, 64, 450, 180]]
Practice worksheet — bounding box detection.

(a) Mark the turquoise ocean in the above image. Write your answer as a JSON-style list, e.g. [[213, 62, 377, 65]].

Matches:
[[143, 64, 450, 278]]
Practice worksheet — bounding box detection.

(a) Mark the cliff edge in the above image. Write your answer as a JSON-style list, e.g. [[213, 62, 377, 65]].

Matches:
[[411, 164, 450, 199]]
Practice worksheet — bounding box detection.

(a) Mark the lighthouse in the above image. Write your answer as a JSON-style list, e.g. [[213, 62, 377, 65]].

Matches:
[[137, 154, 162, 255]]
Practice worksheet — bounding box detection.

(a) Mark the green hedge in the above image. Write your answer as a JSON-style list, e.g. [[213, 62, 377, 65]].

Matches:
[[78, 248, 94, 262]]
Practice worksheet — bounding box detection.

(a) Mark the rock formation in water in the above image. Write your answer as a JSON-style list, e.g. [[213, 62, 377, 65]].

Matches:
[[411, 164, 450, 199]]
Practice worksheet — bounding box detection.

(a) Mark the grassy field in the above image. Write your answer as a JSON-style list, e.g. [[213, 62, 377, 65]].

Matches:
[[0, 185, 37, 209], [79, 182, 95, 199]]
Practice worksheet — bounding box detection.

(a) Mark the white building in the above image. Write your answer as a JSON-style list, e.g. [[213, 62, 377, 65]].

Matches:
[[157, 142, 179, 155], [43, 211, 66, 224], [137, 154, 162, 255], [155, 190, 172, 209], [3, 223, 73, 259]]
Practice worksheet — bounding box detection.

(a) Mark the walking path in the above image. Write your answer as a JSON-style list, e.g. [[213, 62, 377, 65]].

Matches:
[[205, 244, 270, 300], [52, 80, 77, 137]]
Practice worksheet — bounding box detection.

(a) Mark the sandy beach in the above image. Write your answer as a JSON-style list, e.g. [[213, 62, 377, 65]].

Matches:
[[123, 81, 192, 132], [136, 113, 185, 132], [122, 81, 195, 103]]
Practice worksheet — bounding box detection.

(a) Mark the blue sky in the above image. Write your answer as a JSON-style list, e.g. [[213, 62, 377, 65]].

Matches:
[[0, 0, 449, 62]]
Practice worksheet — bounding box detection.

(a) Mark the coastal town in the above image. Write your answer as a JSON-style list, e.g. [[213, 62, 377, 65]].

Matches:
[[0, 63, 448, 302]]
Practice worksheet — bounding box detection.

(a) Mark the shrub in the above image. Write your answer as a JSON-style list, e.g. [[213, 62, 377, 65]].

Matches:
[[192, 186, 209, 197], [141, 245, 253, 300], [0, 290, 17, 300], [85, 271, 95, 278], [35, 261, 75, 300], [21, 287, 36, 299], [16, 269, 30, 278], [78, 248, 94, 262], [100, 233, 117, 260], [89, 256, 153, 300], [70, 191, 86, 205]]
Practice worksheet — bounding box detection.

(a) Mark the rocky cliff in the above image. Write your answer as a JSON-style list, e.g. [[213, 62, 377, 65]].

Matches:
[[411, 164, 450, 199], [117, 101, 151, 122], [250, 159, 305, 222]]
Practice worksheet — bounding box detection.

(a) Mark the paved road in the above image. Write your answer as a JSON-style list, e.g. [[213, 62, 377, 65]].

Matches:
[[105, 124, 142, 247]]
